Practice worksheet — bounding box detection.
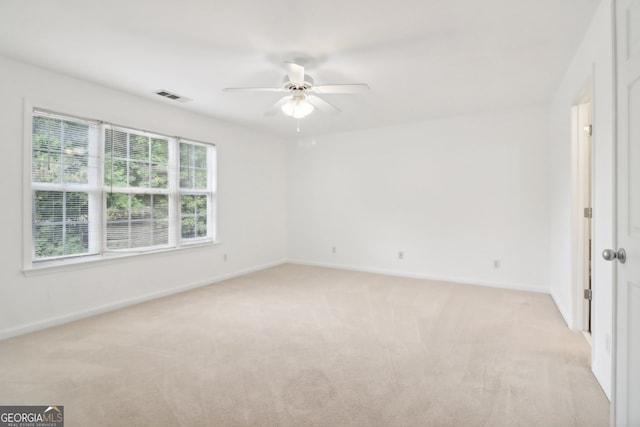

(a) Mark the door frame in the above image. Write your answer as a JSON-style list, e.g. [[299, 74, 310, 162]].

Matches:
[[571, 87, 595, 334]]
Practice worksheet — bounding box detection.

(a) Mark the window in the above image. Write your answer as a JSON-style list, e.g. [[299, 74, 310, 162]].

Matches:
[[31, 113, 97, 259], [104, 127, 172, 250], [180, 143, 210, 240], [30, 109, 216, 266]]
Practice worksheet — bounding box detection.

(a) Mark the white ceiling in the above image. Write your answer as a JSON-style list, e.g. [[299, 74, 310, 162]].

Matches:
[[0, 0, 600, 138]]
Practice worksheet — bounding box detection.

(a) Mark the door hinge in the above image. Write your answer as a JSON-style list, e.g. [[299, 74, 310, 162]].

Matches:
[[584, 289, 592, 301], [584, 207, 592, 219], [584, 124, 592, 136]]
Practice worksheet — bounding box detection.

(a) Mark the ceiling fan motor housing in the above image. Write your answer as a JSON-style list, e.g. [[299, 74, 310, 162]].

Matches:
[[283, 75, 314, 91]]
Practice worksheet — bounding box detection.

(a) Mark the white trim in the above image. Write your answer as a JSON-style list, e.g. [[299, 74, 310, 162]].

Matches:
[[176, 141, 216, 244], [287, 259, 549, 294], [610, 1, 619, 424], [607, 4, 618, 417], [551, 292, 573, 328], [24, 239, 223, 276], [22, 98, 33, 272], [567, 76, 596, 332], [2, 259, 286, 341], [4, 259, 547, 341], [168, 132, 179, 247], [210, 147, 218, 243], [572, 99, 594, 333]]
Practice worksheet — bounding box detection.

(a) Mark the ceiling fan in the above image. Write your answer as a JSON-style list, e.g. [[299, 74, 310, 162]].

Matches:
[[223, 62, 369, 119]]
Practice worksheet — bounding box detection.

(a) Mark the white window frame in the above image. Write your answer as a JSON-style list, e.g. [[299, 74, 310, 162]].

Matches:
[[102, 125, 176, 253], [178, 139, 217, 246], [23, 103, 218, 273]]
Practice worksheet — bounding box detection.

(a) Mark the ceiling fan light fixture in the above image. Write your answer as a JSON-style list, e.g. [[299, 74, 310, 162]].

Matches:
[[281, 96, 314, 118]]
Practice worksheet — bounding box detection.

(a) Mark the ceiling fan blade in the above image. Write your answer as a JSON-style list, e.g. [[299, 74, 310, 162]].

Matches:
[[306, 95, 341, 113], [311, 84, 370, 94], [284, 62, 305, 84], [223, 87, 285, 92], [265, 96, 291, 116]]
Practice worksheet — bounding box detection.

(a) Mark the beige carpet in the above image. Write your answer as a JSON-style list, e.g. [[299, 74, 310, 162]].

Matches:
[[0, 264, 609, 426]]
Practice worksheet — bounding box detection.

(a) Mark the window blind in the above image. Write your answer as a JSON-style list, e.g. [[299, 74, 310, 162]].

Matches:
[[32, 110, 99, 260], [104, 126, 174, 251], [179, 141, 214, 241]]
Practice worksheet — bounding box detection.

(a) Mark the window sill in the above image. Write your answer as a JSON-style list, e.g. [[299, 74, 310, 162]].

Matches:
[[23, 240, 222, 277]]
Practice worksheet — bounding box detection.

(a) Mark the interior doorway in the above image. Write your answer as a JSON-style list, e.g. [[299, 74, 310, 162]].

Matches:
[[574, 101, 593, 336]]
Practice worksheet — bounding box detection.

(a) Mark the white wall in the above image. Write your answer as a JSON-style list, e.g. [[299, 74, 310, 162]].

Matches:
[[287, 107, 550, 292], [548, 0, 613, 398], [0, 55, 287, 339]]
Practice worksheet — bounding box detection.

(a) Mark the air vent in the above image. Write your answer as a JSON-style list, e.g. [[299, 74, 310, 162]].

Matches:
[[154, 89, 192, 103]]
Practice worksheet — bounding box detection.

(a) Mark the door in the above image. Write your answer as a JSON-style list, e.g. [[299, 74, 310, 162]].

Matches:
[[613, 0, 640, 424]]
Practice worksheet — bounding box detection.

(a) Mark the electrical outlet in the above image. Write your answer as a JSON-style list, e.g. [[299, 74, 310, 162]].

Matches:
[[398, 251, 404, 260], [332, 246, 336, 254], [493, 260, 501, 269]]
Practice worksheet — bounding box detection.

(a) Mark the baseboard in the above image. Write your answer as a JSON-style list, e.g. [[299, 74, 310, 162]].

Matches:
[[0, 259, 286, 341], [591, 362, 612, 402], [1, 258, 547, 340], [550, 291, 572, 328], [287, 259, 549, 294]]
